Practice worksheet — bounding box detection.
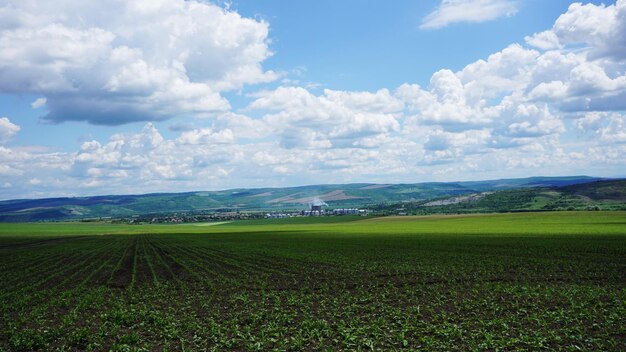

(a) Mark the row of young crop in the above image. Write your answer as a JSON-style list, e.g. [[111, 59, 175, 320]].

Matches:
[[5, 238, 125, 313], [2, 237, 133, 349], [1, 238, 121, 308]]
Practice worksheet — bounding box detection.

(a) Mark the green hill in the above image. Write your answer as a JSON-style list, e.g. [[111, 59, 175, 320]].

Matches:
[[372, 179, 626, 215], [0, 176, 618, 222]]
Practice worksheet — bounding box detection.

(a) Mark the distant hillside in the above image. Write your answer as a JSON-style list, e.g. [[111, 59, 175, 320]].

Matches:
[[560, 180, 626, 201], [456, 176, 606, 191], [372, 179, 626, 215], [0, 176, 613, 222]]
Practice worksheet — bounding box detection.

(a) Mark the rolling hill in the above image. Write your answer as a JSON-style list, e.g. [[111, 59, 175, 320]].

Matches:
[[0, 176, 618, 222], [373, 179, 626, 215]]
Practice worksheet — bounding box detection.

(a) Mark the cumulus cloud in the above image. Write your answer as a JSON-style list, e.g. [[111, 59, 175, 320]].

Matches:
[[518, 47, 626, 112], [0, 117, 20, 143], [0, 0, 276, 125], [525, 30, 561, 50], [420, 0, 519, 29], [178, 128, 234, 145], [397, 71, 481, 128], [552, 0, 626, 60], [575, 112, 626, 144], [248, 87, 401, 149], [71, 123, 243, 184]]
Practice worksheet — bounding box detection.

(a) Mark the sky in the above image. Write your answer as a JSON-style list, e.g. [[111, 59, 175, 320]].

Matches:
[[0, 0, 625, 199]]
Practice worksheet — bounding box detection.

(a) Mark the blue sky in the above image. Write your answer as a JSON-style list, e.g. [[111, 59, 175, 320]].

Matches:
[[233, 0, 582, 89], [0, 0, 625, 199]]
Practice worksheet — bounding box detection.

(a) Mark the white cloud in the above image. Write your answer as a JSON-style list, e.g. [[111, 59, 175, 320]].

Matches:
[[567, 61, 626, 95], [525, 30, 561, 50], [420, 0, 519, 30], [30, 97, 47, 109], [323, 88, 404, 113], [70, 123, 242, 185], [178, 128, 234, 145], [0, 0, 276, 125], [249, 86, 401, 149], [0, 117, 20, 143], [528, 81, 568, 101], [0, 163, 23, 177], [552, 1, 625, 60], [575, 112, 626, 144], [213, 112, 272, 139], [397, 81, 480, 128], [458, 44, 539, 100]]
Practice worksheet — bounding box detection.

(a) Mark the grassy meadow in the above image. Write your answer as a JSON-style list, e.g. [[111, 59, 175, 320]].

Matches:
[[1, 211, 625, 351]]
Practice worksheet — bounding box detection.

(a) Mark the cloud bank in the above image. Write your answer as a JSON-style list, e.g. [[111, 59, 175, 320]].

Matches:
[[1, 0, 626, 199]]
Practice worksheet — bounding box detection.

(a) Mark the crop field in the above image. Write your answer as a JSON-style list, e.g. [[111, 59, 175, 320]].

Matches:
[[1, 212, 625, 351]]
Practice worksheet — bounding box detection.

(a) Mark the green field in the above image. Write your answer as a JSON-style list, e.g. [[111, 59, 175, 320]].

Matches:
[[1, 212, 625, 351]]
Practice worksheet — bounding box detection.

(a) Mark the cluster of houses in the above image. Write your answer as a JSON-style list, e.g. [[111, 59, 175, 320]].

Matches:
[[265, 204, 368, 219], [120, 211, 264, 224], [116, 203, 369, 223], [331, 208, 366, 215]]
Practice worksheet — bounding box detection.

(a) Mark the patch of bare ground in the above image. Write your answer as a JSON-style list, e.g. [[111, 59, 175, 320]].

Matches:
[[264, 192, 301, 204], [422, 193, 490, 206]]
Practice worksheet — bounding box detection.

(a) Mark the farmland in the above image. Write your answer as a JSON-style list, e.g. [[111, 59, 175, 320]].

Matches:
[[1, 212, 625, 351]]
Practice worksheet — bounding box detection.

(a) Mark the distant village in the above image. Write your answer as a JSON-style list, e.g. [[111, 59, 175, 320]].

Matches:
[[110, 202, 369, 224], [265, 204, 368, 219]]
